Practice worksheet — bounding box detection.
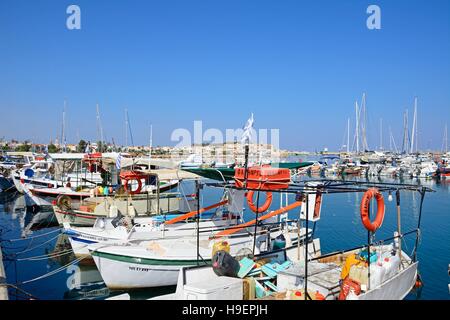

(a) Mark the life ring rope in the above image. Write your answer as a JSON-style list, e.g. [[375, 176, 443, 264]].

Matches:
[[360, 188, 385, 232]]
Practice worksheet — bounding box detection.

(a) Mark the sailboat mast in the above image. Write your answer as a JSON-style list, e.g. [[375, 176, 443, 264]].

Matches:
[[347, 118, 350, 153], [410, 97, 417, 154], [443, 124, 448, 153], [380, 118, 383, 151], [355, 101, 360, 153], [96, 103, 104, 148], [149, 123, 153, 169], [125, 108, 128, 150], [61, 100, 66, 152], [361, 93, 368, 151]]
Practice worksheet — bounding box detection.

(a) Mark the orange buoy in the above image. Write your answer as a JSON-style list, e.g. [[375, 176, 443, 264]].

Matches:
[[246, 190, 273, 214], [120, 171, 145, 195], [360, 188, 385, 232]]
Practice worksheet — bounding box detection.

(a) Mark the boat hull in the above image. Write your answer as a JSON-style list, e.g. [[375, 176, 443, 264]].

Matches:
[[356, 261, 418, 300], [91, 251, 198, 289]]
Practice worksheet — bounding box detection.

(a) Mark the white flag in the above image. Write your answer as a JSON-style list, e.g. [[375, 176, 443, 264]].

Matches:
[[116, 153, 122, 170], [85, 142, 90, 154], [241, 113, 254, 145]]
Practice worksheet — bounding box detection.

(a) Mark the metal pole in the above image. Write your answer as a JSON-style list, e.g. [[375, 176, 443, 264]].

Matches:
[[243, 145, 249, 188], [413, 188, 426, 262], [252, 190, 260, 255], [156, 176, 160, 215], [196, 180, 200, 265], [396, 190, 402, 260], [304, 192, 310, 300]]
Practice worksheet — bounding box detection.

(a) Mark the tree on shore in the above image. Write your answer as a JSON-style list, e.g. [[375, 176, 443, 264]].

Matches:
[[48, 144, 59, 153], [15, 143, 32, 152], [77, 140, 87, 153]]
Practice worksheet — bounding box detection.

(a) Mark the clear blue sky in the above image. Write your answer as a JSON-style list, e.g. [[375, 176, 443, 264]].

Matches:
[[0, 0, 449, 151]]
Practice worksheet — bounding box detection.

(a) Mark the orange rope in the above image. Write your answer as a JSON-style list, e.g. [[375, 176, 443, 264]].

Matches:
[[212, 201, 302, 239], [164, 200, 229, 225]]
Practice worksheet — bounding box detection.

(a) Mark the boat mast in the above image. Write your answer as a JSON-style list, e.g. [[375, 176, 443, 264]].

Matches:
[[361, 93, 369, 151], [389, 126, 399, 154], [410, 97, 418, 154], [96, 103, 104, 150], [402, 109, 409, 154], [124, 108, 134, 149], [61, 100, 67, 153], [124, 108, 128, 150], [379, 118, 383, 151], [149, 123, 153, 169], [355, 101, 360, 153], [443, 123, 448, 153], [347, 118, 350, 153]]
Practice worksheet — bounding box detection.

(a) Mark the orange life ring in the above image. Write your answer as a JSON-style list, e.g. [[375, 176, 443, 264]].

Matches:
[[123, 178, 142, 195], [246, 190, 273, 213], [360, 188, 385, 232]]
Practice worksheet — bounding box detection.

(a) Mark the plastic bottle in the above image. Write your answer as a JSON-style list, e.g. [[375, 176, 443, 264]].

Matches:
[[382, 254, 400, 280]]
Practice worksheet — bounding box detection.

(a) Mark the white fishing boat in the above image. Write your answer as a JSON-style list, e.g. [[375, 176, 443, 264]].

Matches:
[[89, 166, 322, 289], [63, 198, 229, 259], [146, 180, 430, 301], [89, 224, 310, 289]]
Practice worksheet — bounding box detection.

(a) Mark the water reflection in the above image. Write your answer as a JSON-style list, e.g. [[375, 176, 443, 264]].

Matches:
[[1, 175, 449, 300]]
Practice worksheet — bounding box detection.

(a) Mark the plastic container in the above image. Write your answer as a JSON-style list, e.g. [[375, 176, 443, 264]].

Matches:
[[341, 254, 365, 280], [382, 254, 400, 281], [109, 205, 118, 218], [349, 263, 386, 288], [234, 165, 291, 190], [127, 204, 136, 218], [183, 276, 243, 300], [369, 263, 386, 288], [349, 265, 368, 285]]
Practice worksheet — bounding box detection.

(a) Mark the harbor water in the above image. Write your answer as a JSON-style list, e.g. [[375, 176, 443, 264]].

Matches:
[[0, 176, 449, 300]]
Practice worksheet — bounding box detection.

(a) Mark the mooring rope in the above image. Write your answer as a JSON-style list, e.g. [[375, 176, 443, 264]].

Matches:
[[18, 255, 86, 285], [14, 248, 75, 262], [7, 233, 63, 256], [0, 283, 39, 300], [1, 228, 61, 243]]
